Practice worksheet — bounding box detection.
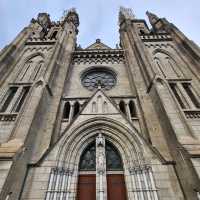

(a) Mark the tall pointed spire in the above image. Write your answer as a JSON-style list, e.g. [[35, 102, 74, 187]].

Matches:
[[119, 6, 135, 24], [146, 11, 159, 26], [61, 8, 79, 29]]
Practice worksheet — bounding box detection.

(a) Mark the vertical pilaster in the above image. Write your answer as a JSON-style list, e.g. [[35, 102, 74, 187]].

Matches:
[[96, 133, 107, 200]]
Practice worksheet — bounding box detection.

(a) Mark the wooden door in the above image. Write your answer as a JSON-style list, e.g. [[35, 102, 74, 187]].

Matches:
[[77, 174, 96, 200], [107, 174, 127, 200]]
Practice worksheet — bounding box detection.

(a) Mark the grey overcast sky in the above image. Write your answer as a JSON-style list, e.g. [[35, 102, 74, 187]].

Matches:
[[0, 0, 199, 49]]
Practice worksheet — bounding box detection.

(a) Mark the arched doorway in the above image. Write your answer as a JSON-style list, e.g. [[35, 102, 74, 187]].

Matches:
[[77, 134, 127, 200]]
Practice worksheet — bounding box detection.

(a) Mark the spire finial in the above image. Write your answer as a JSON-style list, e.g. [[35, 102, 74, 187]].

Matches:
[[61, 8, 79, 27], [119, 6, 135, 24], [146, 11, 159, 26]]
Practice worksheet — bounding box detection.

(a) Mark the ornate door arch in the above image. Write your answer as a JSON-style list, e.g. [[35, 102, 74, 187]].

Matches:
[[77, 134, 127, 200]]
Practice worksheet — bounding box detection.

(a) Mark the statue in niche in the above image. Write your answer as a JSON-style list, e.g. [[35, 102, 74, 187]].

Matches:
[[96, 133, 105, 173], [97, 148, 105, 173], [96, 133, 104, 147]]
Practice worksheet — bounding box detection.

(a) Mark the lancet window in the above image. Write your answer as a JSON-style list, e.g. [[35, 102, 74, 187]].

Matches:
[[0, 86, 30, 113], [118, 99, 137, 121], [153, 52, 183, 79], [169, 81, 200, 109], [16, 55, 44, 82], [119, 100, 126, 115], [62, 100, 84, 124]]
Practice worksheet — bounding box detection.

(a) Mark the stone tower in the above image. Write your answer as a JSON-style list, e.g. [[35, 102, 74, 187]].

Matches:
[[0, 7, 200, 200]]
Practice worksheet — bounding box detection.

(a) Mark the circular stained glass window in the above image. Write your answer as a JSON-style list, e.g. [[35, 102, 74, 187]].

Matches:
[[81, 68, 116, 91]]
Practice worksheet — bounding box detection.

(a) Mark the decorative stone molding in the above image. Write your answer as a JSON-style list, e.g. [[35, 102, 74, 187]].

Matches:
[[184, 110, 200, 119], [24, 46, 53, 53], [26, 38, 56, 45], [145, 42, 172, 49], [72, 49, 125, 65], [0, 113, 17, 121], [141, 33, 172, 42]]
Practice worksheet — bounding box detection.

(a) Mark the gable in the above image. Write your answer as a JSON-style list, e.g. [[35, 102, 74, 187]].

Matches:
[[81, 89, 119, 115], [86, 39, 111, 50]]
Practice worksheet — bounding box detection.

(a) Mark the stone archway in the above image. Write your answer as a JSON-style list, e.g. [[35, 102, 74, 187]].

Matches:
[[53, 117, 159, 200]]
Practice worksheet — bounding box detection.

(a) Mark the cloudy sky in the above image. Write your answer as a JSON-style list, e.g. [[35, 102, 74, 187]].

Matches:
[[0, 0, 199, 49]]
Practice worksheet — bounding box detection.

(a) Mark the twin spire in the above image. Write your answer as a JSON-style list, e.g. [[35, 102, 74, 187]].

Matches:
[[119, 6, 160, 26], [35, 7, 160, 31]]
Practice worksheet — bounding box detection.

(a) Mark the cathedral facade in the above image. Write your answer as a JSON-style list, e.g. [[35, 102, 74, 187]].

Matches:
[[0, 7, 200, 200]]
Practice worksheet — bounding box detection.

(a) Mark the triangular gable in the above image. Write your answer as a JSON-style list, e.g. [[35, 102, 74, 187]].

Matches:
[[81, 89, 119, 115], [86, 39, 111, 50]]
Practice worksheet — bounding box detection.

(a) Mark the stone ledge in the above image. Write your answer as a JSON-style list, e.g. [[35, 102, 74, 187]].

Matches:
[[0, 139, 23, 158]]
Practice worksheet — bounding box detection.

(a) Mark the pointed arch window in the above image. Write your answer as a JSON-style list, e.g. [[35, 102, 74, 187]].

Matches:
[[154, 57, 166, 78], [63, 102, 71, 120], [169, 81, 200, 111], [16, 55, 44, 82], [33, 60, 44, 80], [0, 87, 18, 112], [119, 100, 126, 115], [128, 100, 137, 119], [14, 86, 30, 112], [73, 101, 80, 118], [0, 86, 30, 114], [153, 51, 183, 78], [182, 83, 200, 109]]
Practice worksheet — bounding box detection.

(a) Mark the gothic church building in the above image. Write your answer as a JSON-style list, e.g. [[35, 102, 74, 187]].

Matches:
[[0, 7, 200, 200]]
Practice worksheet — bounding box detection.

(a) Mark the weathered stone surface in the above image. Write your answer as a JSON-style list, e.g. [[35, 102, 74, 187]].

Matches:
[[0, 6, 199, 200]]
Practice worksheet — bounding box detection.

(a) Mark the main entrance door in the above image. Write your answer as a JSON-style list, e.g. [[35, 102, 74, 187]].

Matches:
[[77, 135, 127, 200], [77, 175, 96, 200], [107, 174, 127, 200]]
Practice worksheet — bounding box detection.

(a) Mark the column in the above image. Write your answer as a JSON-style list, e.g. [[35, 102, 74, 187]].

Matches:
[[69, 102, 74, 123], [65, 169, 74, 200], [129, 168, 139, 200], [96, 133, 107, 200], [125, 101, 131, 121]]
